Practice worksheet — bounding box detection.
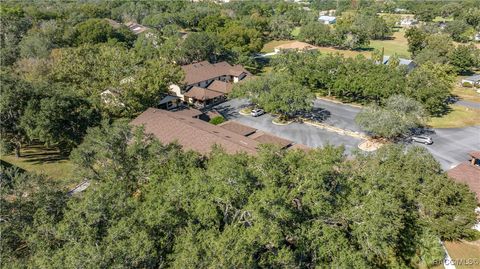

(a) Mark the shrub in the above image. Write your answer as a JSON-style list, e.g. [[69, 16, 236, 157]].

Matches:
[[209, 116, 225, 125], [462, 81, 473, 88]]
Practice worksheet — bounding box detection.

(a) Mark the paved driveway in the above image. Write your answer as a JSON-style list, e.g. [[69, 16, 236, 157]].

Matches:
[[213, 99, 362, 153], [213, 99, 480, 170], [414, 126, 480, 170]]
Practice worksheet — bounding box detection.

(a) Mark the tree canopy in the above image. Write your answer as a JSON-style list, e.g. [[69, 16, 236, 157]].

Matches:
[[2, 121, 477, 268]]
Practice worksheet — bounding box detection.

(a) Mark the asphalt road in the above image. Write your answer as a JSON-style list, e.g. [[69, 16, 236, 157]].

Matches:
[[213, 99, 480, 170], [213, 99, 362, 153], [415, 126, 480, 170]]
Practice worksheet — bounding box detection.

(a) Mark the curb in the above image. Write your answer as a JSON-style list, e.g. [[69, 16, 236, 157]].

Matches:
[[316, 97, 363, 108], [302, 119, 368, 140]]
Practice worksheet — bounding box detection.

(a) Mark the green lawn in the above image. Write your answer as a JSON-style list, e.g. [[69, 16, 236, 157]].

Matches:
[[369, 29, 410, 58], [433, 16, 454, 22], [453, 85, 480, 103], [444, 241, 480, 269], [429, 105, 480, 128], [261, 40, 295, 53], [1, 144, 78, 188]]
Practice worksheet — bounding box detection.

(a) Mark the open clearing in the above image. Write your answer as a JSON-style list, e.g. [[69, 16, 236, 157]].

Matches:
[[429, 105, 480, 128], [369, 29, 409, 58], [261, 29, 410, 58], [453, 86, 480, 103], [444, 240, 480, 269], [1, 144, 77, 188]]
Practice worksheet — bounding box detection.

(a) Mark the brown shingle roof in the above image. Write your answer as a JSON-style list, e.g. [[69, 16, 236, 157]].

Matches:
[[130, 108, 259, 155], [219, 121, 257, 136], [184, 86, 224, 101], [181, 61, 250, 86], [172, 108, 203, 118], [448, 162, 480, 202], [248, 132, 292, 149], [469, 151, 480, 160], [207, 80, 233, 94]]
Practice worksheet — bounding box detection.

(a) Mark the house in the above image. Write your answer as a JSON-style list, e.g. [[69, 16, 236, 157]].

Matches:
[[125, 21, 150, 35], [394, 8, 408, 13], [169, 61, 250, 108], [381, 55, 416, 71], [448, 151, 480, 203], [319, 10, 335, 16], [475, 32, 480, 41], [318, 15, 336, 25], [462, 74, 480, 88], [100, 88, 124, 107], [130, 108, 303, 155], [158, 95, 180, 110], [183, 87, 225, 108], [399, 18, 417, 27], [274, 41, 318, 53]]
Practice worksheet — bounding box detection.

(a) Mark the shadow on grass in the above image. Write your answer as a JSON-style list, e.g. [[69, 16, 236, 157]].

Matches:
[[18, 144, 69, 165]]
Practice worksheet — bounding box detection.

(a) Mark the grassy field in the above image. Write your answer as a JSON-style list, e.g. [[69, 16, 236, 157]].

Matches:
[[369, 29, 410, 58], [261, 40, 295, 53], [429, 105, 480, 128], [453, 86, 480, 103], [262, 28, 410, 59], [0, 144, 77, 188], [444, 241, 480, 269]]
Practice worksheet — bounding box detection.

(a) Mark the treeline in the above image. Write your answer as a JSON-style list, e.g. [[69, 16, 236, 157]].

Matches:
[[270, 51, 456, 116], [0, 0, 321, 155], [298, 12, 392, 50], [1, 121, 477, 268]]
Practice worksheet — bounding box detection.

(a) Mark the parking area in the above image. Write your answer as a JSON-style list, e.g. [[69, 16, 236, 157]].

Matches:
[[213, 99, 362, 153], [213, 98, 480, 170]]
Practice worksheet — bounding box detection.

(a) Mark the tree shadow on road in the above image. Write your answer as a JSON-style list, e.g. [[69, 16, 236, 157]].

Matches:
[[211, 103, 244, 119], [295, 107, 332, 122]]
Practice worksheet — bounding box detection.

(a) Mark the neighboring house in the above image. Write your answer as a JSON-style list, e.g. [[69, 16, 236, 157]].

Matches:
[[319, 10, 335, 16], [394, 8, 408, 13], [158, 95, 180, 110], [448, 151, 480, 203], [379, 55, 416, 71], [125, 21, 150, 35], [100, 88, 124, 107], [274, 41, 318, 53], [130, 108, 303, 155], [448, 151, 480, 231], [475, 32, 480, 41], [170, 61, 250, 108], [461, 74, 480, 88], [399, 18, 417, 27], [318, 15, 336, 25], [184, 87, 225, 108]]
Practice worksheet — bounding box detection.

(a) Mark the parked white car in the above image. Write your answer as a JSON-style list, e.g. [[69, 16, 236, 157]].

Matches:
[[251, 109, 265, 117], [410, 135, 433, 145]]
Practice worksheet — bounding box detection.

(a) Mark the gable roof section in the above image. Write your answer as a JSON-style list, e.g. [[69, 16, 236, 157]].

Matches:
[[207, 80, 234, 94], [219, 121, 257, 136], [248, 132, 292, 149], [181, 61, 250, 86], [130, 108, 259, 155], [184, 86, 224, 101], [319, 15, 336, 22], [448, 162, 480, 202]]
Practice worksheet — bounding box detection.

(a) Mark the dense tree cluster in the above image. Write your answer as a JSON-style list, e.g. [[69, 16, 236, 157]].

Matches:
[[298, 11, 392, 50], [356, 95, 428, 139], [405, 28, 480, 74], [1, 122, 477, 268], [269, 51, 453, 116]]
